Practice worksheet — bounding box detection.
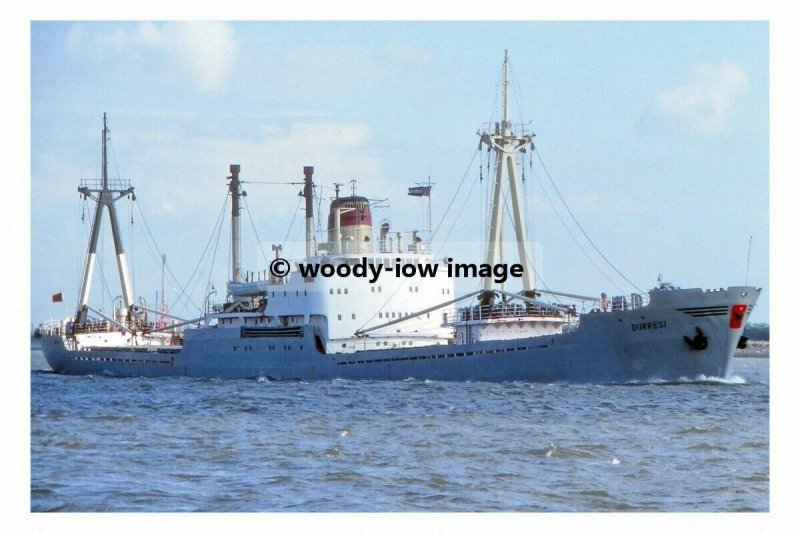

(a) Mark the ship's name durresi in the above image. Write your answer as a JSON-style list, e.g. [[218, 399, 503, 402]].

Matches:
[[631, 320, 667, 332]]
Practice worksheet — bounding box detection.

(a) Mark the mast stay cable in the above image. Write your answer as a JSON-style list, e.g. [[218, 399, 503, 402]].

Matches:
[[133, 193, 229, 315], [535, 149, 643, 294]]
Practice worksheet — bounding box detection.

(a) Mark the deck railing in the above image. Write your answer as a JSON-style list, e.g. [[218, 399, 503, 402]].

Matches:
[[444, 304, 570, 325]]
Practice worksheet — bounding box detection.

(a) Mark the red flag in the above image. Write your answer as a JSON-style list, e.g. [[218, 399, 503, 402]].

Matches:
[[51, 292, 63, 303]]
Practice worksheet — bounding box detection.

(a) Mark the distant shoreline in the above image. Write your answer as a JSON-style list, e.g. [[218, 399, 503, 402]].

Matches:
[[735, 340, 769, 358]]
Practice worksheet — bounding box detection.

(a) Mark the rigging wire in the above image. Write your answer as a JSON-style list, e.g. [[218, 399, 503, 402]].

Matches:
[[74, 197, 88, 312], [133, 193, 229, 315], [521, 153, 537, 293], [96, 230, 114, 313], [242, 180, 304, 186], [535, 149, 643, 294], [204, 196, 227, 305], [315, 185, 324, 234], [178, 193, 228, 317], [479, 145, 485, 257], [528, 158, 626, 294], [130, 201, 177, 306], [486, 61, 504, 130], [241, 193, 271, 270], [429, 149, 479, 243], [508, 61, 529, 128], [128, 194, 135, 295], [184, 194, 230, 314], [226, 214, 232, 283], [281, 195, 304, 252], [109, 133, 122, 186], [441, 162, 482, 246], [523, 150, 538, 287]]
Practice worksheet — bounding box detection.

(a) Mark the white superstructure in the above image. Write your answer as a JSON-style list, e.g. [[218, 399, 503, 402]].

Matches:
[[222, 165, 455, 354]]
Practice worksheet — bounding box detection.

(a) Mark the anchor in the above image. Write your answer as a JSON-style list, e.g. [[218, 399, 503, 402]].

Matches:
[[684, 326, 709, 351]]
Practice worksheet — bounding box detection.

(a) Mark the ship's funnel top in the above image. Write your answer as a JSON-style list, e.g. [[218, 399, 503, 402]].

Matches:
[[327, 195, 373, 254], [328, 196, 372, 227]]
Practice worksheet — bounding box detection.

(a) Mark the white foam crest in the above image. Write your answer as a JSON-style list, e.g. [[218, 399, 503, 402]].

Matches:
[[697, 374, 747, 385], [620, 373, 748, 386]]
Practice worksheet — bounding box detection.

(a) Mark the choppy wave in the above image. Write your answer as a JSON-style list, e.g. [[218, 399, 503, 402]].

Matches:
[[30, 352, 769, 512]]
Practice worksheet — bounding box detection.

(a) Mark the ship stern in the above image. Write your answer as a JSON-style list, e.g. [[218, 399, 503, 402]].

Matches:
[[40, 334, 70, 373]]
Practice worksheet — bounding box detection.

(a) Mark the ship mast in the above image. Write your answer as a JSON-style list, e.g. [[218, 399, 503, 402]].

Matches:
[[303, 166, 316, 258], [75, 113, 136, 325], [227, 164, 244, 283], [480, 51, 535, 304]]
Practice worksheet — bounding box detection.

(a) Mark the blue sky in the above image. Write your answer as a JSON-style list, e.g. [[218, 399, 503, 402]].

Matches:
[[28, 20, 769, 325]]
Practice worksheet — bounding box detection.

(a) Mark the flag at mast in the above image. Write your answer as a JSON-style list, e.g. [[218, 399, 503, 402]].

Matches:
[[408, 185, 431, 197]]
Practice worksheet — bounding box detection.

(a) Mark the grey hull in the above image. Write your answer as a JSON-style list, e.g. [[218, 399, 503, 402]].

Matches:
[[42, 287, 759, 383]]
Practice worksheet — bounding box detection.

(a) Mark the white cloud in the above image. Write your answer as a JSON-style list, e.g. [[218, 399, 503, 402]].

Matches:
[[655, 62, 748, 136], [118, 120, 381, 220], [66, 24, 83, 52], [157, 22, 238, 94], [135, 21, 164, 48], [66, 22, 239, 94]]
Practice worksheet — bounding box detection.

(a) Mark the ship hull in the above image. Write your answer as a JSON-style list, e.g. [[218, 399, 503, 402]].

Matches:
[[42, 287, 759, 383]]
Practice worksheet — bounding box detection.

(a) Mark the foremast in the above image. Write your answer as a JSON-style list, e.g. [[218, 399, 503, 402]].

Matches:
[[75, 113, 136, 326], [479, 50, 535, 305]]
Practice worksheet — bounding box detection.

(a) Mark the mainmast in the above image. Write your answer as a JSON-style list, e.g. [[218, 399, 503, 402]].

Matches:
[[75, 113, 136, 325], [480, 51, 535, 304]]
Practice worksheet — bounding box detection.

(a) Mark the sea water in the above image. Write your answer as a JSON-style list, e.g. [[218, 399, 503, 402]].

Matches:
[[30, 346, 768, 512]]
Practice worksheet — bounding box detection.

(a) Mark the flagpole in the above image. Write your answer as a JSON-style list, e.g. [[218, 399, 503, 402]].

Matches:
[[407, 182, 434, 252], [427, 176, 432, 249]]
